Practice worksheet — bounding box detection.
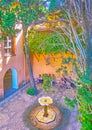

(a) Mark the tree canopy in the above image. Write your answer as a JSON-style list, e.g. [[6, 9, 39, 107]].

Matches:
[[0, 1, 92, 130]]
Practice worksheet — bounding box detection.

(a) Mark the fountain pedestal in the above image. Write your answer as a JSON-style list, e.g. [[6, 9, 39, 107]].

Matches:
[[36, 107, 56, 123], [43, 105, 48, 117]]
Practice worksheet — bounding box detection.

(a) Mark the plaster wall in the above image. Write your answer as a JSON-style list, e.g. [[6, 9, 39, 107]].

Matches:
[[32, 52, 76, 79], [0, 32, 29, 97]]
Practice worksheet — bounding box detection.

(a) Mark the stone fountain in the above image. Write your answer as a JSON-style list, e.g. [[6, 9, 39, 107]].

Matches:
[[30, 96, 62, 130]]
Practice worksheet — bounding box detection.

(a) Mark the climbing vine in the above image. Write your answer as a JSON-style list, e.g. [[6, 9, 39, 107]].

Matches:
[[28, 29, 75, 55]]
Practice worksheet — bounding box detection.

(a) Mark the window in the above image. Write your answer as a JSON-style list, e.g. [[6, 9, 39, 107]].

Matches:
[[4, 36, 16, 56]]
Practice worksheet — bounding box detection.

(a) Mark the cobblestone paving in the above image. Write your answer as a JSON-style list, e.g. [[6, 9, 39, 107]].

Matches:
[[0, 84, 81, 130]]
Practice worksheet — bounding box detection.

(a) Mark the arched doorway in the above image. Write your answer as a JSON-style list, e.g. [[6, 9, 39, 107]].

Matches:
[[3, 68, 18, 97], [4, 69, 12, 93]]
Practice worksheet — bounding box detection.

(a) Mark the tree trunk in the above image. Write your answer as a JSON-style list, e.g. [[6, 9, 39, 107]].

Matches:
[[86, 27, 92, 80], [23, 25, 38, 93], [82, 1, 92, 80]]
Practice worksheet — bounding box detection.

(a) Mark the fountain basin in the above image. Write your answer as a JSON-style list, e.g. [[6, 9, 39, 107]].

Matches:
[[30, 105, 62, 130]]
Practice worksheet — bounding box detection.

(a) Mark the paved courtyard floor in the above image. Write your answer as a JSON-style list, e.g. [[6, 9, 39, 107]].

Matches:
[[0, 84, 81, 130]]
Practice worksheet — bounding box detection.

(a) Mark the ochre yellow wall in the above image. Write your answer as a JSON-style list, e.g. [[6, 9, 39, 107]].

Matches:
[[32, 52, 76, 79]]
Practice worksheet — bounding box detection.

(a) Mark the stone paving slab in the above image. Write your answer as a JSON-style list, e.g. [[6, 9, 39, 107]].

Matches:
[[0, 84, 81, 130]]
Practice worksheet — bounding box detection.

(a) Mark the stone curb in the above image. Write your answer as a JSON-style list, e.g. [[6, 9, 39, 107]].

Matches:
[[0, 82, 30, 106]]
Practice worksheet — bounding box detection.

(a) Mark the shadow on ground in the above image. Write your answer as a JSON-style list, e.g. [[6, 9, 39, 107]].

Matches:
[[23, 100, 71, 130]]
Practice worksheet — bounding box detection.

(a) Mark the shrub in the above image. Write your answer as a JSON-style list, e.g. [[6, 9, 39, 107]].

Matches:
[[27, 87, 37, 96]]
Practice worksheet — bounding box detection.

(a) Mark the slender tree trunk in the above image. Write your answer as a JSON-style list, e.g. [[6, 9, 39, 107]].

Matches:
[[82, 1, 92, 80], [23, 25, 38, 93], [86, 26, 92, 80]]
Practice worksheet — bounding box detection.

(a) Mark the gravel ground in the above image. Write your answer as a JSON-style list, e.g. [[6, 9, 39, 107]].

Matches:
[[0, 84, 81, 130]]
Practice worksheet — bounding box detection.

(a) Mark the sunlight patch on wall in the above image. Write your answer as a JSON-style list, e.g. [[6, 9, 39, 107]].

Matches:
[[15, 23, 23, 44], [16, 30, 23, 44], [6, 57, 10, 65]]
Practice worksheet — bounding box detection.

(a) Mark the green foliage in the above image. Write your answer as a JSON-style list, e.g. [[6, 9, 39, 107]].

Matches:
[[18, 6, 37, 26], [17, 0, 47, 27], [28, 30, 71, 54], [3, 12, 16, 28], [0, 2, 17, 38], [61, 56, 92, 130], [64, 97, 77, 109], [56, 55, 76, 76], [57, 54, 92, 130], [77, 87, 92, 130], [78, 87, 92, 105], [0, 0, 47, 38], [79, 70, 92, 86], [42, 74, 54, 93], [27, 87, 37, 96]]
